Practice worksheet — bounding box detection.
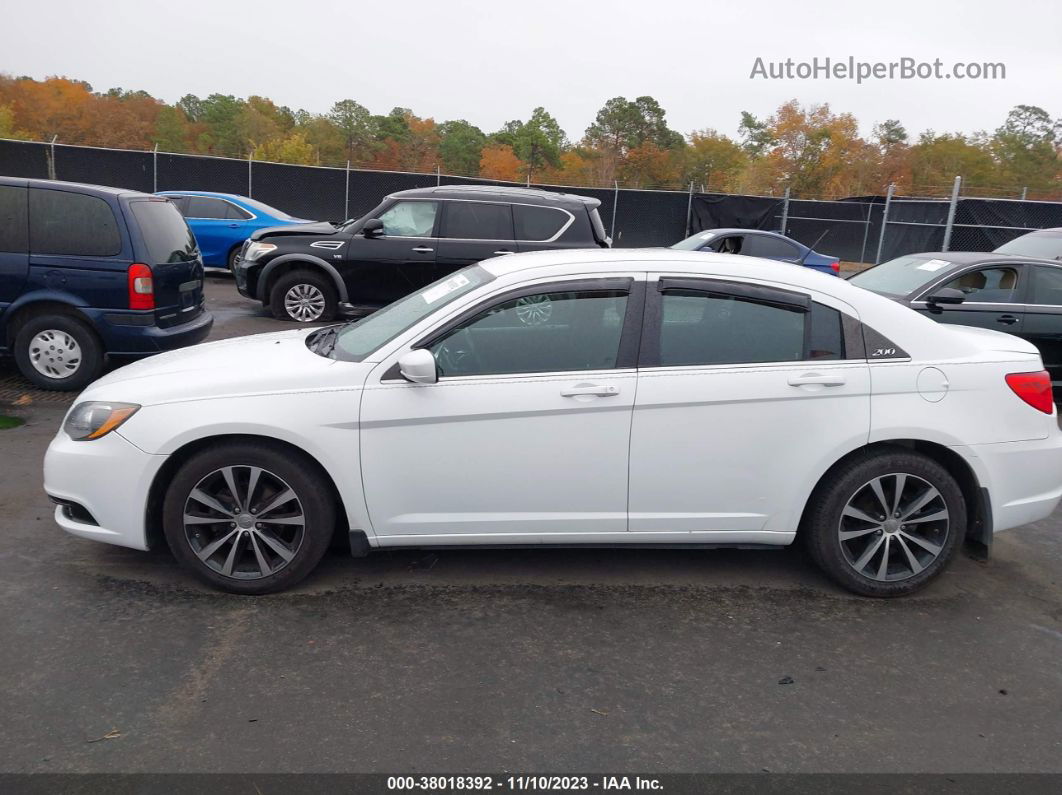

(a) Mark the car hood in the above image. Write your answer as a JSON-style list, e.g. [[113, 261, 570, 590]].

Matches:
[[78, 329, 369, 406], [250, 221, 339, 241]]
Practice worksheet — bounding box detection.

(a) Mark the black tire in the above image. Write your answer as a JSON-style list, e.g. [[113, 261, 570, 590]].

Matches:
[[162, 441, 336, 594], [269, 268, 338, 323], [227, 246, 241, 273], [803, 449, 967, 597], [13, 313, 104, 391]]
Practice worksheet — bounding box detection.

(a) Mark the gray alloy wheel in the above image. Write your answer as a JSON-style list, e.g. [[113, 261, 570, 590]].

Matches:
[[514, 294, 553, 325], [182, 465, 305, 580], [838, 473, 949, 582], [28, 329, 82, 379], [283, 283, 327, 322]]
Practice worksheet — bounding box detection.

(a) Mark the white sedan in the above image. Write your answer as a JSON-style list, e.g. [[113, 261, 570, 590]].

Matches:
[[44, 250, 1062, 596]]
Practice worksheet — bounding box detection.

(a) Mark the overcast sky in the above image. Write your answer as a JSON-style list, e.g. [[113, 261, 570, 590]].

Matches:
[[4, 0, 1059, 141]]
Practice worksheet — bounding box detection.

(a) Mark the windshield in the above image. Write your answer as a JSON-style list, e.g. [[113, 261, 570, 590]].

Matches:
[[671, 231, 717, 250], [848, 255, 954, 296], [994, 231, 1062, 260], [332, 266, 494, 361]]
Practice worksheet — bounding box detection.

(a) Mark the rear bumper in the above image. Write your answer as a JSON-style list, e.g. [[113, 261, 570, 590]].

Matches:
[[956, 431, 1062, 532], [88, 307, 213, 356]]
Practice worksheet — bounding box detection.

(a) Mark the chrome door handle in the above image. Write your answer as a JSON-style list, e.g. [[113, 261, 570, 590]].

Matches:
[[997, 314, 1020, 325], [411, 246, 434, 253], [493, 249, 514, 255], [787, 372, 846, 387], [560, 384, 620, 397]]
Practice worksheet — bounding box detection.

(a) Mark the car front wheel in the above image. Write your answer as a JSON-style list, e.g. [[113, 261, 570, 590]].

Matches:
[[803, 449, 966, 597], [162, 441, 336, 594], [269, 269, 338, 323]]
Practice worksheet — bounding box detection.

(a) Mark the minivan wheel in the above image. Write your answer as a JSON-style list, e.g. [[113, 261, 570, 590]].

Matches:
[[14, 314, 104, 391], [270, 269, 337, 323], [162, 442, 336, 594], [803, 450, 966, 597]]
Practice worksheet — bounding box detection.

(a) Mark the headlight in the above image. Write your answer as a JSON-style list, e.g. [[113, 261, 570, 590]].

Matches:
[[63, 402, 140, 441], [243, 241, 277, 262]]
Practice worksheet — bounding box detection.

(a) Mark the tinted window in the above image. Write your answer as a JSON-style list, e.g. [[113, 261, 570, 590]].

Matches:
[[225, 202, 252, 220], [378, 200, 438, 237], [994, 231, 1062, 260], [29, 189, 121, 257], [658, 289, 805, 366], [514, 205, 569, 241], [430, 290, 628, 376], [0, 185, 28, 253], [849, 255, 954, 296], [129, 200, 198, 263], [941, 267, 1019, 303], [809, 302, 844, 360], [743, 235, 801, 260], [186, 196, 233, 219], [1029, 266, 1062, 305], [442, 201, 513, 240]]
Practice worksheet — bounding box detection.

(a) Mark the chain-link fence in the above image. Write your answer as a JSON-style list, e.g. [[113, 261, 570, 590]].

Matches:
[[2, 138, 1060, 263]]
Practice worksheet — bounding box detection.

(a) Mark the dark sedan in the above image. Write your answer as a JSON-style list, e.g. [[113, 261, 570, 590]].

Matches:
[[849, 251, 1062, 394], [671, 228, 840, 276]]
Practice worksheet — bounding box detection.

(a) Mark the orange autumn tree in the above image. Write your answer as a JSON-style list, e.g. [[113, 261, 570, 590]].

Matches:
[[479, 144, 522, 181]]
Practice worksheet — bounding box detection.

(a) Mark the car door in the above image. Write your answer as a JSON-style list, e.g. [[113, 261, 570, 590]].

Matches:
[[1021, 263, 1062, 391], [358, 275, 644, 540], [914, 264, 1027, 333], [341, 199, 441, 305], [184, 196, 246, 265], [741, 233, 803, 263], [0, 183, 30, 317], [435, 200, 516, 272], [627, 275, 870, 538]]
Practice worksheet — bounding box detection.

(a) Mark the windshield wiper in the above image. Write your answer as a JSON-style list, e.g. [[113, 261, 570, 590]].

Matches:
[[308, 325, 341, 357]]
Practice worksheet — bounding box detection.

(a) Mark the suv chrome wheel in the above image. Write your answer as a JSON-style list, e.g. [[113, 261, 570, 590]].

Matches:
[[515, 294, 553, 325], [838, 473, 949, 582], [284, 283, 326, 322], [182, 465, 305, 580], [29, 329, 83, 379]]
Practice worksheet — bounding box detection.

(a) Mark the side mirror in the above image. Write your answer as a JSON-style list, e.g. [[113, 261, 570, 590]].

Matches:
[[926, 287, 966, 306], [362, 218, 384, 238], [398, 349, 437, 384]]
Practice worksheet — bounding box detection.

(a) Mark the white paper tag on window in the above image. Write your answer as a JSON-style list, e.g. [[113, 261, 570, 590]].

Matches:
[[422, 273, 470, 304], [917, 258, 951, 272]]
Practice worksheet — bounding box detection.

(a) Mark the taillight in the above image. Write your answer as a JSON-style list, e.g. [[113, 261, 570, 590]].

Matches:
[[127, 263, 154, 310], [829, 261, 841, 274], [1005, 371, 1054, 414]]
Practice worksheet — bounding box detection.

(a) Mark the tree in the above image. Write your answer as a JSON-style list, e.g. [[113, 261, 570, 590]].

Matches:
[[908, 132, 996, 194], [584, 95, 683, 184], [328, 99, 374, 162], [737, 111, 773, 156], [437, 119, 486, 175], [197, 94, 246, 155], [681, 129, 747, 191], [497, 107, 567, 181], [991, 105, 1060, 193], [0, 102, 25, 139], [152, 105, 190, 152], [760, 100, 867, 196], [254, 131, 316, 164], [479, 144, 522, 181]]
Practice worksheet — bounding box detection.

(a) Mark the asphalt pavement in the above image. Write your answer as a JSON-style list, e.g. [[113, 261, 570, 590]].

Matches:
[[0, 274, 1060, 773]]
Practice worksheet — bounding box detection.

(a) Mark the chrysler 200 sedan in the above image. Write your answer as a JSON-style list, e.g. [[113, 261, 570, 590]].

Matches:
[[44, 250, 1062, 596]]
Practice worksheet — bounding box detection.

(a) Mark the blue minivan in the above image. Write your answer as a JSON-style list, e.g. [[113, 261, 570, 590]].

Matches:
[[0, 178, 213, 390]]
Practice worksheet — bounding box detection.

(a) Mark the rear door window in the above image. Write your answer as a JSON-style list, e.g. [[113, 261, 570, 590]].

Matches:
[[1029, 265, 1062, 306], [0, 185, 29, 253], [743, 235, 801, 260], [29, 189, 122, 257], [513, 205, 570, 241], [186, 196, 234, 219], [442, 201, 513, 241], [129, 200, 199, 264]]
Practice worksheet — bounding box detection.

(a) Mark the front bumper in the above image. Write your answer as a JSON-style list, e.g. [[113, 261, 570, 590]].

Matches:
[[43, 429, 167, 551]]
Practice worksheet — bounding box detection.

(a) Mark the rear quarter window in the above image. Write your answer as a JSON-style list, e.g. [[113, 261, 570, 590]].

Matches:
[[29, 189, 122, 257], [129, 200, 199, 264], [514, 205, 570, 241], [0, 185, 29, 253]]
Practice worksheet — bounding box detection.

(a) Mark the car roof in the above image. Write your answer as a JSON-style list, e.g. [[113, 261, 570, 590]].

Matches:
[[389, 185, 600, 208], [0, 175, 147, 198], [157, 190, 251, 202], [896, 251, 1059, 266]]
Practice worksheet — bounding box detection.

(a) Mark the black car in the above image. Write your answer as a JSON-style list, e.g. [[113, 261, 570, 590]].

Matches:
[[233, 185, 611, 322], [0, 177, 211, 390], [849, 251, 1062, 393]]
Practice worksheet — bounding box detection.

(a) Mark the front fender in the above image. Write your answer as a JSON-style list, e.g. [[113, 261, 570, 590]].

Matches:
[[255, 254, 349, 303]]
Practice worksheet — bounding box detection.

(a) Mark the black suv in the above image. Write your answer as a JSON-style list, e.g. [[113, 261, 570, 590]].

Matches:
[[233, 185, 611, 322]]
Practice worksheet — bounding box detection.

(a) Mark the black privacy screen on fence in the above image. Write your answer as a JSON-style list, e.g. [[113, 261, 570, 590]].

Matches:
[[3, 139, 1061, 262]]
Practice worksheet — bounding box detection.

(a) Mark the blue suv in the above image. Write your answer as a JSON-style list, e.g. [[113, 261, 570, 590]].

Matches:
[[158, 192, 310, 270], [0, 178, 213, 390]]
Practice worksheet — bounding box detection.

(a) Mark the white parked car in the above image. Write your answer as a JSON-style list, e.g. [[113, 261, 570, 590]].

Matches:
[[44, 250, 1062, 596]]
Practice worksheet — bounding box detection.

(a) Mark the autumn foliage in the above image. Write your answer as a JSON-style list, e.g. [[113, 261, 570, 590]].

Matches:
[[1, 75, 1059, 199]]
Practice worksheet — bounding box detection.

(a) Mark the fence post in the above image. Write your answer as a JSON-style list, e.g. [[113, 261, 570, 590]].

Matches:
[[152, 143, 158, 193], [942, 175, 962, 252], [858, 200, 872, 264], [685, 181, 694, 237], [47, 135, 57, 180], [779, 187, 791, 234], [1021, 186, 1028, 201], [344, 160, 351, 221], [610, 180, 619, 242], [435, 164, 440, 186], [875, 183, 895, 264], [247, 153, 254, 198]]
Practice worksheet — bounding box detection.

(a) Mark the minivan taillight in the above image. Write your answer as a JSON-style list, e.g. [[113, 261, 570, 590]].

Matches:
[[127, 263, 154, 310], [1005, 371, 1054, 414]]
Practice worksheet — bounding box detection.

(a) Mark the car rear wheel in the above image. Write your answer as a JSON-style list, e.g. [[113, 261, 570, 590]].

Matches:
[[803, 449, 966, 597], [227, 246, 241, 273], [269, 269, 338, 323], [13, 313, 104, 391], [162, 441, 336, 594]]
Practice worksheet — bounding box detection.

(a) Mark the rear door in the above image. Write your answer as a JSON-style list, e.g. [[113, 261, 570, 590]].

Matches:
[[1022, 263, 1062, 391], [0, 183, 29, 317], [184, 196, 248, 264], [126, 198, 204, 326], [436, 200, 516, 270], [914, 264, 1027, 333]]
